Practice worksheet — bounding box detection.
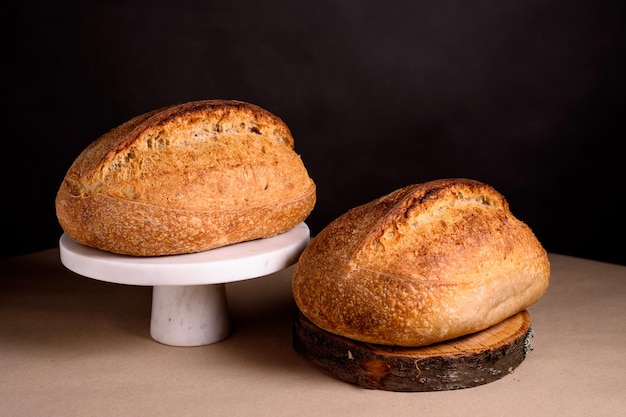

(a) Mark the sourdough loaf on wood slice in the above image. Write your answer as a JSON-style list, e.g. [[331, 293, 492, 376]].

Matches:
[[56, 99, 316, 256], [292, 178, 549, 347]]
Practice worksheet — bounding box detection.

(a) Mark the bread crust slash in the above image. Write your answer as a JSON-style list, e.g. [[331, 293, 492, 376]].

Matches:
[[292, 178, 549, 347], [56, 99, 316, 256]]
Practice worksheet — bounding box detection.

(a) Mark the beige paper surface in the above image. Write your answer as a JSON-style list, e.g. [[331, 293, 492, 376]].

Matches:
[[1, 250, 625, 417]]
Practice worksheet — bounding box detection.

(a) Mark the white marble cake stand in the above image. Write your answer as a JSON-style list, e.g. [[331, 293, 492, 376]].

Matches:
[[58, 223, 310, 347]]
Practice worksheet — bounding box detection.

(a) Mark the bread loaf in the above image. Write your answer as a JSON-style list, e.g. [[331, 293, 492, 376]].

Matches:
[[56, 99, 316, 256], [292, 178, 549, 347]]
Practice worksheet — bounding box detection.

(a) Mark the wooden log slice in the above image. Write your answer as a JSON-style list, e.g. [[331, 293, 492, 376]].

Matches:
[[293, 310, 533, 391]]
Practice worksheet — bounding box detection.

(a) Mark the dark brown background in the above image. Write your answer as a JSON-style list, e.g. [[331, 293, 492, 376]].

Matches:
[[7, 0, 624, 265]]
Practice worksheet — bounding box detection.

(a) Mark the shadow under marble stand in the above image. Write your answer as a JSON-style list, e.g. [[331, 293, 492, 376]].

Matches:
[[58, 222, 310, 347]]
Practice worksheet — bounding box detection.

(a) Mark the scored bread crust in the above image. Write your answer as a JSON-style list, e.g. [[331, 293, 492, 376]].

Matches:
[[292, 178, 549, 347], [56, 99, 316, 256]]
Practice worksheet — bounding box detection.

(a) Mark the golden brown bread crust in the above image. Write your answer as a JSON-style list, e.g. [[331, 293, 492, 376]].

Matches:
[[56, 99, 316, 256], [292, 178, 549, 347]]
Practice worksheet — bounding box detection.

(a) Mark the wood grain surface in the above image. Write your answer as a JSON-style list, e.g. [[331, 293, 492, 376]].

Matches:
[[293, 310, 533, 391]]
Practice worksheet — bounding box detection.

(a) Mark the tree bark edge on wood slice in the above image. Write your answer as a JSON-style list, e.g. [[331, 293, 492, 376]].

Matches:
[[293, 310, 533, 392]]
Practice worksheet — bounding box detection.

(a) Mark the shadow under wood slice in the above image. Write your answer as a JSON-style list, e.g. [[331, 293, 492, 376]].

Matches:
[[293, 310, 533, 392]]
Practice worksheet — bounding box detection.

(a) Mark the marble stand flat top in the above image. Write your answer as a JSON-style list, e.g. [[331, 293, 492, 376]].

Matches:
[[58, 222, 310, 286]]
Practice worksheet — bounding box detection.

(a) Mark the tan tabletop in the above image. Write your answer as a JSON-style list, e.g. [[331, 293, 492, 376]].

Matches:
[[1, 249, 624, 417]]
